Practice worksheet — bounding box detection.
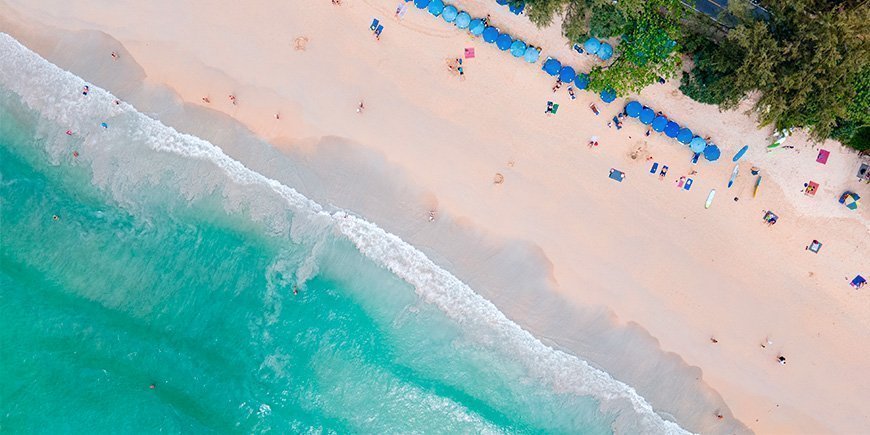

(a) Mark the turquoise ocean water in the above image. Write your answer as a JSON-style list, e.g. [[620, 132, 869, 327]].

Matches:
[[0, 34, 686, 434]]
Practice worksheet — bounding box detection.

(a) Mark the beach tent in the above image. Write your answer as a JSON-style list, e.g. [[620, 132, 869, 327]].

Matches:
[[597, 42, 613, 61], [703, 144, 721, 161], [523, 46, 540, 63], [442, 5, 458, 22], [496, 33, 513, 50], [414, 0, 430, 9], [510, 40, 527, 57], [625, 101, 642, 117], [664, 121, 680, 138], [677, 127, 693, 144], [639, 107, 655, 125], [427, 0, 443, 15], [455, 11, 471, 29], [584, 37, 601, 55], [651, 115, 668, 132], [600, 88, 616, 103], [482, 26, 498, 43], [542, 58, 561, 76], [574, 73, 589, 89], [689, 136, 707, 153], [559, 66, 576, 83], [838, 191, 860, 210], [468, 18, 485, 36]]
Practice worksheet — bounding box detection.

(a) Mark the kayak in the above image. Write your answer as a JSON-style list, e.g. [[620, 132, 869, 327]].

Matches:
[[732, 145, 749, 162], [727, 164, 739, 188], [705, 189, 716, 209], [753, 176, 762, 198]]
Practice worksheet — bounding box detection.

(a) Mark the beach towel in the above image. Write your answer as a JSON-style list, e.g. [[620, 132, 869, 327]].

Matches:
[[804, 181, 819, 196], [650, 162, 658, 174], [684, 178, 693, 190], [816, 149, 830, 164], [850, 275, 866, 289], [550, 103, 559, 114], [464, 48, 475, 59], [375, 25, 384, 36], [808, 240, 822, 253], [608, 168, 625, 182], [691, 153, 700, 164], [370, 18, 379, 31], [659, 165, 668, 179]]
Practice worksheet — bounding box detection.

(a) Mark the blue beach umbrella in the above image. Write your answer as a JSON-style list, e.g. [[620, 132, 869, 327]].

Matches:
[[542, 58, 561, 76], [455, 11, 471, 29], [482, 26, 498, 43], [651, 115, 668, 132], [509, 1, 525, 14], [559, 66, 576, 83], [496, 33, 513, 50], [427, 0, 444, 16], [625, 101, 642, 117], [703, 145, 721, 161], [664, 121, 680, 138], [510, 39, 526, 57], [597, 42, 613, 61], [689, 136, 707, 153], [414, 0, 430, 9], [496, 0, 508, 4], [677, 127, 693, 144], [584, 37, 601, 55], [469, 18, 485, 36], [442, 5, 458, 22], [639, 107, 655, 125], [574, 73, 589, 89], [523, 46, 540, 63], [600, 88, 616, 103]]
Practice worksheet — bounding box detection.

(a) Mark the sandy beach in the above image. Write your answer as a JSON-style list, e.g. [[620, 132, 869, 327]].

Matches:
[[2, 0, 869, 433]]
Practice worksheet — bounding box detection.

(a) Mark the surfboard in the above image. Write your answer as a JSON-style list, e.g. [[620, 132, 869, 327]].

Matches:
[[753, 176, 762, 198], [705, 189, 716, 209], [732, 145, 749, 162], [727, 164, 739, 188]]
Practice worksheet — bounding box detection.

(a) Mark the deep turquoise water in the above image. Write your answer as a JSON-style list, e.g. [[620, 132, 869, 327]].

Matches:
[[0, 34, 686, 434]]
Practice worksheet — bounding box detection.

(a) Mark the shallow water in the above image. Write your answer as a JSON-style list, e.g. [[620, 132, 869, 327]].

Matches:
[[0, 34, 687, 434]]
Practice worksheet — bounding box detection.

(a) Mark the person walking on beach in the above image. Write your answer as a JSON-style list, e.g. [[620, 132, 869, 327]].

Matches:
[[357, 101, 365, 114]]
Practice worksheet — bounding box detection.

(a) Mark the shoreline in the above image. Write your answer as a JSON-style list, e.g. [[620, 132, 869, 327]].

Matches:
[[3, 0, 869, 433]]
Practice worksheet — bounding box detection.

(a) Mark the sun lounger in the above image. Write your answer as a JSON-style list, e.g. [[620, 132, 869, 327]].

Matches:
[[609, 168, 625, 182], [650, 162, 658, 174], [611, 116, 622, 129], [573, 43, 584, 55], [589, 104, 599, 115], [684, 178, 693, 190], [691, 153, 700, 164], [370, 18, 379, 31], [375, 25, 384, 37]]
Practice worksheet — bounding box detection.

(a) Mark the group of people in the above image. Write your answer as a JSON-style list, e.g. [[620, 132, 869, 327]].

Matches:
[[446, 57, 465, 79]]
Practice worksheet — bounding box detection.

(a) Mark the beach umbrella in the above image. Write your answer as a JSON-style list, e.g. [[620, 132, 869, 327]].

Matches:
[[703, 144, 721, 161], [442, 5, 458, 22], [427, 0, 443, 15], [414, 0, 430, 9], [469, 18, 485, 36], [664, 121, 680, 138], [600, 88, 616, 103], [651, 115, 668, 132], [597, 42, 613, 61], [496, 0, 508, 4], [584, 37, 601, 55], [523, 46, 540, 63], [496, 33, 513, 51], [455, 11, 471, 29], [482, 26, 498, 43], [690, 136, 707, 153], [559, 66, 576, 83], [510, 39, 527, 57], [542, 58, 561, 76], [677, 127, 693, 144], [509, 1, 525, 15], [574, 73, 589, 89], [839, 191, 860, 210], [625, 101, 642, 117], [639, 107, 655, 125]]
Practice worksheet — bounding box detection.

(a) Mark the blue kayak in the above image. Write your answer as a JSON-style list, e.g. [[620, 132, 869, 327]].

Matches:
[[732, 145, 749, 162]]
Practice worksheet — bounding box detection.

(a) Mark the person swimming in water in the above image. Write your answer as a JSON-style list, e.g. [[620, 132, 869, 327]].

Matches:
[[52, 215, 59, 221]]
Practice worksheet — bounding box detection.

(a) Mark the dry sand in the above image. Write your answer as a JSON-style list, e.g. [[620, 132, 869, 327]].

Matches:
[[2, 0, 869, 433]]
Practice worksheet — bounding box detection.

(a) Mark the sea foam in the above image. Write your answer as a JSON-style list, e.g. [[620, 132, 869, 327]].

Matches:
[[0, 32, 690, 434]]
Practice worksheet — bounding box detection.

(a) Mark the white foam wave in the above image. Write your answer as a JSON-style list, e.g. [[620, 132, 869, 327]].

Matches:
[[0, 33, 691, 434]]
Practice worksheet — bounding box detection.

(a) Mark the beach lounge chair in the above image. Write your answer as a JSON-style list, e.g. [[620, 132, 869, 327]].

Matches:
[[609, 168, 625, 182], [573, 43, 584, 55], [650, 162, 658, 174], [684, 178, 693, 190], [370, 18, 379, 31], [375, 25, 384, 37], [611, 116, 622, 129], [691, 153, 700, 164], [589, 104, 599, 115]]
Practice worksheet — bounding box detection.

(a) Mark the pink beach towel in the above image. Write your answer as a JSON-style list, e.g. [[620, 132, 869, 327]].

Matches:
[[816, 149, 830, 164], [464, 48, 475, 59]]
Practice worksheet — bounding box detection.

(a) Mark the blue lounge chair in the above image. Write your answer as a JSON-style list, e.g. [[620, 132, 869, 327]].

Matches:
[[650, 162, 658, 174], [370, 18, 379, 31], [375, 25, 384, 37], [684, 178, 693, 190]]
